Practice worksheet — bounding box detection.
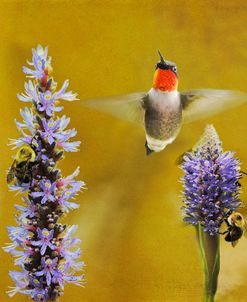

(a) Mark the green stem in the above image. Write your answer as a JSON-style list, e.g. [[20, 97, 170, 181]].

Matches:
[[196, 224, 220, 302]]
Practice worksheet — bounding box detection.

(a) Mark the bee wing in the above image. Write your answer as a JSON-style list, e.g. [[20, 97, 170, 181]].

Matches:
[[243, 220, 247, 238], [81, 92, 147, 125], [181, 89, 247, 124], [7, 160, 16, 184]]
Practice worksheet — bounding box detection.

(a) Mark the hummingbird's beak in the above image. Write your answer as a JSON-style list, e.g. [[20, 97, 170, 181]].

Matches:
[[158, 50, 165, 64]]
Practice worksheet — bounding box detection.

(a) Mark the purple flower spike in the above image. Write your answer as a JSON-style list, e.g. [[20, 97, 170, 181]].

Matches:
[[181, 125, 242, 235], [5, 45, 85, 301]]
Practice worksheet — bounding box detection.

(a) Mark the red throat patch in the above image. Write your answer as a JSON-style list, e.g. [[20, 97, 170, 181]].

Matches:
[[153, 68, 178, 91]]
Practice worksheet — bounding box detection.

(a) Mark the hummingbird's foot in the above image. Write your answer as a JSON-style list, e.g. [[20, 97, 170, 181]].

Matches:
[[145, 141, 154, 156]]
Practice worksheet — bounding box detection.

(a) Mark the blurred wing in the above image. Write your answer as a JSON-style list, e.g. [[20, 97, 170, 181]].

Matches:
[[81, 92, 147, 125], [181, 89, 247, 123]]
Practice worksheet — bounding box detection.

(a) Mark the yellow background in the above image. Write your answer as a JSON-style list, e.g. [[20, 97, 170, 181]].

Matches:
[[0, 1, 247, 301]]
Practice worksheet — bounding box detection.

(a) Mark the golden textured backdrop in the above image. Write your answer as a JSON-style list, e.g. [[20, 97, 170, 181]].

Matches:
[[0, 1, 247, 301]]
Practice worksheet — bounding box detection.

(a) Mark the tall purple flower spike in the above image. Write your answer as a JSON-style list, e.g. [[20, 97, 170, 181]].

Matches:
[[181, 125, 243, 301], [181, 124, 242, 235], [4, 45, 85, 301]]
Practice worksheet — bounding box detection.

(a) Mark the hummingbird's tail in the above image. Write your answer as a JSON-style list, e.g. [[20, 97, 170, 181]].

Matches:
[[145, 141, 154, 156]]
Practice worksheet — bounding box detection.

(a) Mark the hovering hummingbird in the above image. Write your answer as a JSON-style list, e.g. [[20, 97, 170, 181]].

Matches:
[[83, 51, 247, 155]]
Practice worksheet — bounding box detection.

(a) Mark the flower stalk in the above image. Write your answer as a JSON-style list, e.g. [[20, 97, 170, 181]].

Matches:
[[4, 45, 85, 301], [196, 225, 220, 302], [181, 125, 242, 302]]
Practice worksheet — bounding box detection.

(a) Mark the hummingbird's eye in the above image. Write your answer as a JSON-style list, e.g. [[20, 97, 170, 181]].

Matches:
[[172, 66, 177, 73]]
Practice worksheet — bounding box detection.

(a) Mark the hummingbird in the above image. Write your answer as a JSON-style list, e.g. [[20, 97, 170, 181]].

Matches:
[[82, 51, 247, 155]]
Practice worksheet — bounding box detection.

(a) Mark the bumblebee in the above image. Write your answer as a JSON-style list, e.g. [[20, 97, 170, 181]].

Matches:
[[220, 211, 247, 247], [7, 145, 36, 185]]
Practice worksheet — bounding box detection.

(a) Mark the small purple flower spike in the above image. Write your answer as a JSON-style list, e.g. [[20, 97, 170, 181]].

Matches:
[[181, 124, 242, 235], [4, 45, 85, 301]]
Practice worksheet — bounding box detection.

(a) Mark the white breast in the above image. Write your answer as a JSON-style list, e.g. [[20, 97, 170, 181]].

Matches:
[[148, 88, 181, 110]]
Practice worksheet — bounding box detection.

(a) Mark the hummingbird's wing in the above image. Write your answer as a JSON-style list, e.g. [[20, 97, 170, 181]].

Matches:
[[181, 89, 247, 123], [81, 92, 147, 125]]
